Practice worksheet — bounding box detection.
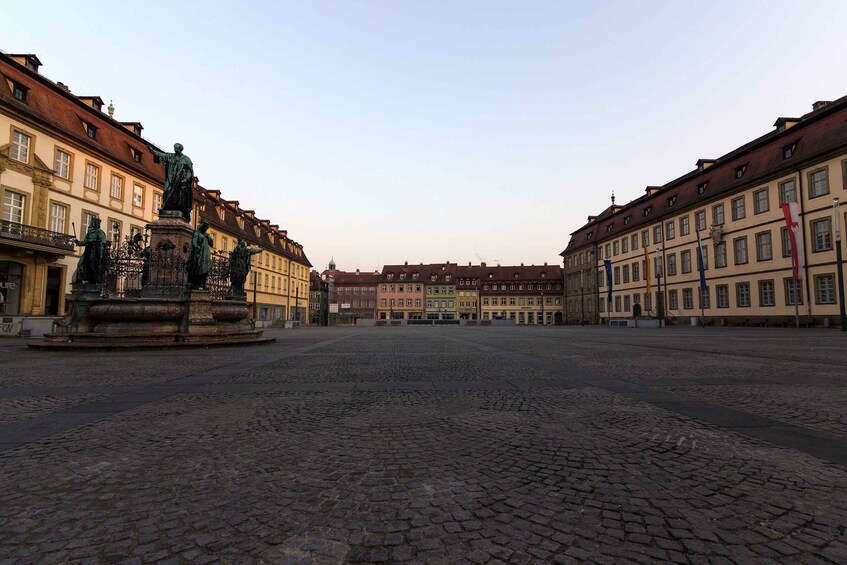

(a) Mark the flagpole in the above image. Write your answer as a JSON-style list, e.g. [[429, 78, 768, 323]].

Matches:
[[834, 198, 846, 332]]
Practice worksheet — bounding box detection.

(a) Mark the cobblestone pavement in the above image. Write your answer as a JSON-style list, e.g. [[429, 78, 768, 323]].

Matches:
[[0, 326, 846, 564]]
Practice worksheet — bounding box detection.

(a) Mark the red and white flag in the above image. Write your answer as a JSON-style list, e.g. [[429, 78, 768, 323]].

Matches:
[[780, 202, 805, 280]]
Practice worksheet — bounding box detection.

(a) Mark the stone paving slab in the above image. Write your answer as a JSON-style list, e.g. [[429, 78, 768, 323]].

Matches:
[[0, 325, 845, 564]]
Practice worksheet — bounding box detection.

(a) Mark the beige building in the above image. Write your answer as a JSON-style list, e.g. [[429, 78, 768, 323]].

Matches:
[[562, 97, 847, 327], [0, 52, 311, 331], [479, 264, 563, 325]]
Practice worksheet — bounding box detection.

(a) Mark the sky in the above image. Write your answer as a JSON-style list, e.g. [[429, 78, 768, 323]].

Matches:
[[5, 1, 847, 272]]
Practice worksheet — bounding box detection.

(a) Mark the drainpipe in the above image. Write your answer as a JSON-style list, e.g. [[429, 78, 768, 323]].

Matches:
[[796, 169, 812, 316]]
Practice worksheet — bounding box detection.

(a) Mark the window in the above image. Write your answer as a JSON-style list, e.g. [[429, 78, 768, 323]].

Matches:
[[643, 207, 652, 217], [745, 190, 765, 218], [622, 265, 630, 283], [715, 242, 727, 268], [668, 290, 678, 310], [756, 231, 773, 261], [621, 237, 628, 254], [779, 179, 797, 204], [781, 227, 792, 258], [783, 143, 796, 159], [81, 211, 98, 235], [641, 230, 649, 247], [809, 168, 829, 198], [699, 287, 710, 309], [784, 279, 803, 306], [54, 148, 71, 179], [815, 274, 835, 304], [695, 210, 706, 232], [614, 296, 621, 312], [108, 219, 121, 243], [632, 262, 640, 281], [84, 163, 100, 190], [665, 222, 675, 240], [717, 285, 729, 308], [10, 130, 31, 163], [734, 165, 746, 179], [731, 197, 746, 221], [153, 192, 162, 215], [599, 298, 606, 313], [653, 225, 662, 243], [681, 250, 691, 273], [12, 81, 28, 102], [668, 195, 677, 207], [606, 223, 613, 232], [700, 246, 708, 270], [131, 148, 142, 163], [712, 203, 725, 225], [812, 219, 832, 252], [110, 174, 123, 199], [631, 234, 638, 250], [624, 295, 631, 312], [679, 216, 690, 236], [2, 191, 25, 224], [49, 203, 67, 234], [614, 267, 620, 285], [682, 288, 694, 310], [697, 182, 708, 195], [605, 243, 611, 258], [133, 184, 144, 207], [86, 123, 98, 140], [736, 282, 751, 307], [667, 253, 677, 276], [733, 237, 748, 265], [759, 280, 775, 307], [613, 241, 620, 256]]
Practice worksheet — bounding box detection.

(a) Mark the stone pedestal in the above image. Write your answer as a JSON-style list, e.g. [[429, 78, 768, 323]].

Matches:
[[54, 283, 101, 333], [143, 217, 193, 297], [186, 290, 216, 334]]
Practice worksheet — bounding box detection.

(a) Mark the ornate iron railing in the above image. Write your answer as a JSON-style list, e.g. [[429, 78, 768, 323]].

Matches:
[[0, 220, 75, 251], [99, 237, 233, 299]]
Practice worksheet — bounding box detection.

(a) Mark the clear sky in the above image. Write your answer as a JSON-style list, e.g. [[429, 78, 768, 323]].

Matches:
[[6, 1, 847, 272]]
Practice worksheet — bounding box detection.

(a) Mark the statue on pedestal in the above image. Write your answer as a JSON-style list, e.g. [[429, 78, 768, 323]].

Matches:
[[229, 239, 262, 297], [73, 218, 107, 284], [188, 221, 213, 289], [147, 142, 194, 221]]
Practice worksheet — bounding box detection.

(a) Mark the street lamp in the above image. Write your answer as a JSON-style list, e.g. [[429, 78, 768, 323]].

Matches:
[[834, 198, 846, 332]]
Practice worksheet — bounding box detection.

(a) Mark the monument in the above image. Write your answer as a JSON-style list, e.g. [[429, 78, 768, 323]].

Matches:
[[31, 143, 274, 348]]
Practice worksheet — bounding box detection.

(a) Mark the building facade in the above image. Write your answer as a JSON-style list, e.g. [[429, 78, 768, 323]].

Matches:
[[479, 264, 563, 324], [456, 264, 480, 320], [324, 267, 379, 324], [424, 263, 458, 320], [562, 97, 847, 326], [377, 263, 425, 320], [0, 52, 311, 330], [309, 270, 328, 326]]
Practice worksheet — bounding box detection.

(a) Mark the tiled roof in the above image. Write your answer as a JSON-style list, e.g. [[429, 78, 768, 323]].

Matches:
[[478, 265, 563, 282], [563, 94, 847, 255], [0, 53, 164, 183], [322, 270, 381, 285], [195, 188, 311, 267], [380, 264, 424, 282]]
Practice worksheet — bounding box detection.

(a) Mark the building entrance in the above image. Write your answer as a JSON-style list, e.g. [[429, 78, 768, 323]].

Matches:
[[45, 267, 62, 316], [0, 261, 23, 315]]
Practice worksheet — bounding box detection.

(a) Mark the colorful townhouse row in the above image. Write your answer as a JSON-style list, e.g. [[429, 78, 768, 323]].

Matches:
[[314, 261, 564, 325]]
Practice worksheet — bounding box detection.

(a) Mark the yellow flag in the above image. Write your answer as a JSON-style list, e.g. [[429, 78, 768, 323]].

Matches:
[[644, 248, 651, 295]]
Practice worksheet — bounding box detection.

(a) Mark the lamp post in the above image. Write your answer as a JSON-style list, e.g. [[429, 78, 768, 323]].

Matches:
[[834, 198, 846, 332], [655, 251, 664, 327]]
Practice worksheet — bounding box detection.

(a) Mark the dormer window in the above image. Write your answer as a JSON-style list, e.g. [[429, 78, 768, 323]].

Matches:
[[399, 273, 406, 280], [514, 273, 519, 279], [387, 272, 394, 280], [431, 274, 437, 281], [668, 195, 677, 206], [623, 215, 631, 225], [12, 82, 28, 102], [85, 123, 98, 140], [643, 207, 652, 217], [445, 274, 451, 281], [412, 272, 419, 280], [606, 224, 613, 232], [131, 148, 142, 163], [541, 272, 546, 278], [697, 182, 708, 195], [587, 233, 593, 240], [783, 143, 796, 159], [488, 273, 493, 279], [734, 164, 747, 179]]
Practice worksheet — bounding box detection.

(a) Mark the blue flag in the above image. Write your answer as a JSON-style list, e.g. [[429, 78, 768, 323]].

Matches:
[[695, 231, 707, 291], [604, 259, 613, 304]]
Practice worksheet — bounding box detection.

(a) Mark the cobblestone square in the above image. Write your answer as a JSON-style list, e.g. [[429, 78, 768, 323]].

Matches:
[[1, 326, 846, 564]]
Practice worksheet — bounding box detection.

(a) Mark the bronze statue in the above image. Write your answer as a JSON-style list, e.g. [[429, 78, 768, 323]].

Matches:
[[73, 218, 107, 284], [147, 142, 194, 221], [229, 239, 262, 297], [188, 221, 213, 289]]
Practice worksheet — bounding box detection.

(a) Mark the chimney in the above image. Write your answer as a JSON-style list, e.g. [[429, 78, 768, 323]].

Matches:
[[481, 262, 486, 268], [56, 81, 71, 93], [404, 261, 408, 265], [520, 262, 524, 266], [468, 262, 471, 266], [812, 100, 831, 112], [121, 122, 144, 135], [544, 262, 548, 266], [356, 269, 360, 274]]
